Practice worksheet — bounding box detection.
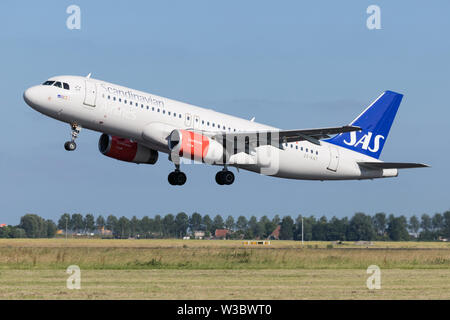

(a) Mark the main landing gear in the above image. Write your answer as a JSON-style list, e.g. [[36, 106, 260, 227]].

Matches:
[[215, 169, 235, 185], [64, 123, 81, 151], [168, 165, 187, 186]]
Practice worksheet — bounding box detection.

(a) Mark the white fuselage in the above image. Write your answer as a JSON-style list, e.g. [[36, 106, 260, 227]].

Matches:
[[24, 75, 397, 180]]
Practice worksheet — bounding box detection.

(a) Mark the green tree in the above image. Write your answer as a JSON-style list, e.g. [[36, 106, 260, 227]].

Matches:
[[19, 214, 47, 238], [303, 216, 315, 241], [96, 215, 106, 230], [420, 214, 432, 233], [387, 215, 409, 241], [0, 226, 10, 238], [189, 212, 202, 232], [408, 216, 420, 236], [106, 215, 118, 235], [236, 216, 248, 231], [212, 215, 225, 233], [46, 219, 57, 237], [11, 227, 26, 238], [71, 213, 84, 233], [202, 215, 213, 233], [58, 213, 71, 231], [248, 216, 259, 238], [140, 216, 153, 238], [129, 216, 141, 237], [175, 212, 189, 238], [432, 213, 444, 233], [84, 214, 95, 233], [116, 216, 131, 239], [327, 216, 348, 241], [347, 213, 375, 241], [225, 215, 235, 231], [372, 212, 387, 238], [153, 215, 162, 236], [279, 216, 294, 240], [162, 214, 176, 237], [442, 211, 450, 238], [312, 216, 328, 240]]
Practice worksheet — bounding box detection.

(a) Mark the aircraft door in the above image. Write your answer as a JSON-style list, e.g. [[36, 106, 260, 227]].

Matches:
[[327, 145, 339, 172], [84, 80, 97, 107]]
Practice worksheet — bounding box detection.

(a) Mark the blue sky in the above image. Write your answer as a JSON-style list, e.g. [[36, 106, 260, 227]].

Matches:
[[0, 1, 449, 224]]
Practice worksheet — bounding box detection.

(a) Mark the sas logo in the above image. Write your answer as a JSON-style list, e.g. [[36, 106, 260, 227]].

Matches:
[[344, 131, 384, 153]]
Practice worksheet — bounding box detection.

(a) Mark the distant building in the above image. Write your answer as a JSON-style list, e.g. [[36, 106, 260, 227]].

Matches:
[[214, 229, 230, 239], [269, 225, 280, 240], [0, 224, 7, 228], [97, 227, 112, 236], [194, 231, 205, 239]]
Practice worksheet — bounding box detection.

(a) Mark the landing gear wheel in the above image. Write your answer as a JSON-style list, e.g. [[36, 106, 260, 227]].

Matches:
[[64, 123, 81, 151], [168, 171, 187, 186], [223, 171, 235, 185], [168, 172, 177, 185], [64, 141, 77, 151], [215, 171, 225, 185], [176, 172, 187, 186], [216, 170, 235, 185]]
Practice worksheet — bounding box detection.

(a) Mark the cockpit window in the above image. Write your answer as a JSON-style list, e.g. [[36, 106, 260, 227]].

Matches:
[[53, 81, 62, 88], [42, 81, 55, 86], [63, 83, 70, 90]]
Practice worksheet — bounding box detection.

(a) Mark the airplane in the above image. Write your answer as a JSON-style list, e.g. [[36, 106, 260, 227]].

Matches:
[[23, 74, 428, 186]]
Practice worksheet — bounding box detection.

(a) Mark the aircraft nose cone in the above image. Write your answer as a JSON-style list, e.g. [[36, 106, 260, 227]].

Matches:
[[23, 86, 40, 108]]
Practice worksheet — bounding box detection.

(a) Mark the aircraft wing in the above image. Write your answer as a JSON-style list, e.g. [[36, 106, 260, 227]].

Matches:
[[358, 162, 430, 169], [209, 125, 361, 146]]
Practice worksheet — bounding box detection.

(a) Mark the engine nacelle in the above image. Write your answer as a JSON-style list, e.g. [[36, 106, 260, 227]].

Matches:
[[168, 129, 226, 164], [98, 133, 158, 164]]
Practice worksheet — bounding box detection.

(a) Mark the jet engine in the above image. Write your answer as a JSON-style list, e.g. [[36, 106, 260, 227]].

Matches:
[[98, 133, 158, 164], [168, 129, 226, 164]]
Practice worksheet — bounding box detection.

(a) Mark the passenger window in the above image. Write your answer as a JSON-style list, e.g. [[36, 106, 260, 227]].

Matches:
[[63, 83, 70, 90], [54, 82, 62, 88]]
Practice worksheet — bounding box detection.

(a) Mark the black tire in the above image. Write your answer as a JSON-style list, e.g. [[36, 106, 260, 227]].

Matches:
[[64, 141, 76, 151], [215, 171, 225, 185], [176, 172, 187, 185], [224, 171, 235, 185], [168, 172, 177, 185]]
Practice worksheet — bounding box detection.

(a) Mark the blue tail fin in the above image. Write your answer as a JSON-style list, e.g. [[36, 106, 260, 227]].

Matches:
[[326, 91, 403, 159]]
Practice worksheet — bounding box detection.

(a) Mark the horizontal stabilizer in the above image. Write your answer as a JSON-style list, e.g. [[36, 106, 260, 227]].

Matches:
[[358, 162, 429, 169]]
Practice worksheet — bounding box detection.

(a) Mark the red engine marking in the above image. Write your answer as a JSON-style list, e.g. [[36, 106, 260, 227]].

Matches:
[[107, 136, 138, 162], [179, 130, 210, 160]]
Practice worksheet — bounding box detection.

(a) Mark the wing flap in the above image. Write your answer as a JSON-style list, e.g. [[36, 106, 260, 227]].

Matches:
[[358, 162, 429, 169]]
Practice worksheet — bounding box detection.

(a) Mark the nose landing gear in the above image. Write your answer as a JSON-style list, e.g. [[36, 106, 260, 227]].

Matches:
[[64, 123, 81, 151]]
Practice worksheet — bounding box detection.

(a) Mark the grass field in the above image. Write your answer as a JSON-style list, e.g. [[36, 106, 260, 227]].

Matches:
[[0, 239, 449, 299]]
